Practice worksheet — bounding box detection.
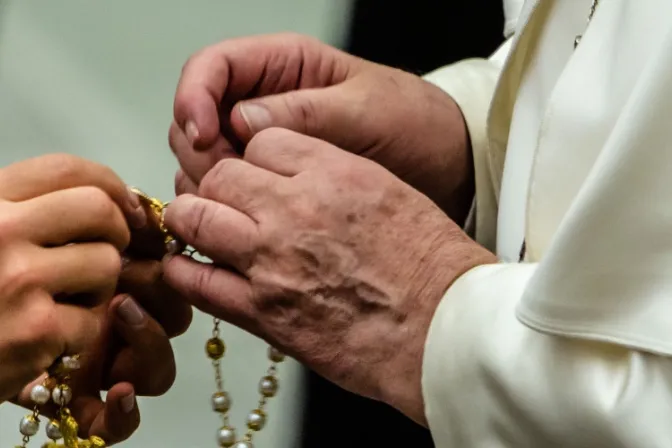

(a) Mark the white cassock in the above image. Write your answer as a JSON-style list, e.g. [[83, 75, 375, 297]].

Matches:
[[421, 0, 672, 446]]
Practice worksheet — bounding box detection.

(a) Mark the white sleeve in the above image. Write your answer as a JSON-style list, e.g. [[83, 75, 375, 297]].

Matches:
[[421, 0, 526, 247], [423, 263, 672, 448], [421, 39, 511, 249], [422, 26, 672, 446]]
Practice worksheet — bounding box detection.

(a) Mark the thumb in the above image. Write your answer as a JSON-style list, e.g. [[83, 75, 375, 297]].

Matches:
[[231, 83, 369, 150]]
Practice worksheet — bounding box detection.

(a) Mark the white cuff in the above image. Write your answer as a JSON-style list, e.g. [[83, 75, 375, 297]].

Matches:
[[421, 262, 672, 447], [422, 263, 536, 446]]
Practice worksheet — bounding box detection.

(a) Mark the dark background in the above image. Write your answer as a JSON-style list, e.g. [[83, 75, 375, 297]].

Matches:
[[300, 0, 504, 447]]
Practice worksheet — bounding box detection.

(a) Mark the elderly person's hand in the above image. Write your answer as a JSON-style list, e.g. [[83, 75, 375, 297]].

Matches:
[[162, 129, 495, 425], [170, 33, 473, 223]]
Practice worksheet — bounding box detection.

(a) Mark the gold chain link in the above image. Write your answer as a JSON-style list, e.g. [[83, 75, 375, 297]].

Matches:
[[575, 0, 601, 48]]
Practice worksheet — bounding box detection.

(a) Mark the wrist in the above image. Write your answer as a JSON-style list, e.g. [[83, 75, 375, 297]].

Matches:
[[404, 78, 475, 225], [381, 225, 495, 426], [425, 83, 475, 224]]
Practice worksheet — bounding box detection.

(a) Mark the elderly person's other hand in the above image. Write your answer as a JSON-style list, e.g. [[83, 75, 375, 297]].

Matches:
[[163, 129, 495, 425], [170, 33, 473, 223]]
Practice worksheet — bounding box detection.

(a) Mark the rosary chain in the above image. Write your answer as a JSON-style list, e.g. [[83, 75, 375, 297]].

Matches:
[[575, 0, 601, 48], [17, 357, 106, 448], [100, 188, 286, 448]]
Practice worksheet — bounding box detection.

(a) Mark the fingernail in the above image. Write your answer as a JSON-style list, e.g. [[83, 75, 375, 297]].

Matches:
[[126, 186, 141, 209], [239, 102, 272, 133], [126, 187, 147, 229], [117, 297, 145, 327], [186, 120, 199, 144], [127, 208, 147, 229], [121, 392, 135, 414]]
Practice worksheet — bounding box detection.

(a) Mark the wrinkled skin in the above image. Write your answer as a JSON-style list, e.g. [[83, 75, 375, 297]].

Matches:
[[170, 33, 473, 224], [163, 129, 495, 425]]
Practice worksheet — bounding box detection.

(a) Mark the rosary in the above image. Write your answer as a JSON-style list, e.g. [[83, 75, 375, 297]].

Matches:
[[17, 188, 284, 448]]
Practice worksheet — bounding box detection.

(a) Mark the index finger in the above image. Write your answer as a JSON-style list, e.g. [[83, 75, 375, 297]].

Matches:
[[0, 153, 146, 228], [174, 33, 343, 147]]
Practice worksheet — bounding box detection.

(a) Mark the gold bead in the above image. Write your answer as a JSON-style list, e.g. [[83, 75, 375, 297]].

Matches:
[[89, 435, 106, 447], [246, 409, 267, 431], [268, 347, 285, 363], [206, 338, 226, 359]]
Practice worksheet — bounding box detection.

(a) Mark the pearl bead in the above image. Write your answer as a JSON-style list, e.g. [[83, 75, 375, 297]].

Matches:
[[60, 356, 81, 371], [30, 384, 51, 405], [259, 376, 278, 398], [212, 392, 231, 413], [216, 426, 236, 447], [246, 409, 266, 431], [46, 420, 62, 440], [166, 239, 181, 255], [52, 385, 72, 405], [206, 338, 226, 360], [19, 415, 39, 436], [233, 442, 253, 448], [268, 347, 285, 363]]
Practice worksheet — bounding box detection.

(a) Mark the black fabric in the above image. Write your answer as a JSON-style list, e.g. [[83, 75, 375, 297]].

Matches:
[[299, 1, 504, 447], [346, 0, 505, 74]]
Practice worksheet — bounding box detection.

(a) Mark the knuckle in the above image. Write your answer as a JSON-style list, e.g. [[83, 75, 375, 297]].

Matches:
[[45, 153, 86, 182], [0, 252, 40, 294], [287, 194, 317, 220], [152, 373, 176, 397], [276, 32, 318, 49], [18, 302, 61, 373], [168, 306, 193, 337], [95, 163, 119, 185], [335, 156, 370, 181], [276, 31, 306, 42], [193, 263, 217, 297], [168, 121, 182, 151], [283, 93, 318, 135], [98, 243, 123, 278], [182, 198, 211, 244], [180, 46, 211, 76], [25, 304, 58, 346], [79, 186, 118, 221], [200, 158, 237, 196], [150, 356, 177, 395], [174, 169, 191, 195], [247, 128, 289, 158], [0, 204, 21, 243], [76, 187, 130, 247], [176, 47, 218, 105]]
